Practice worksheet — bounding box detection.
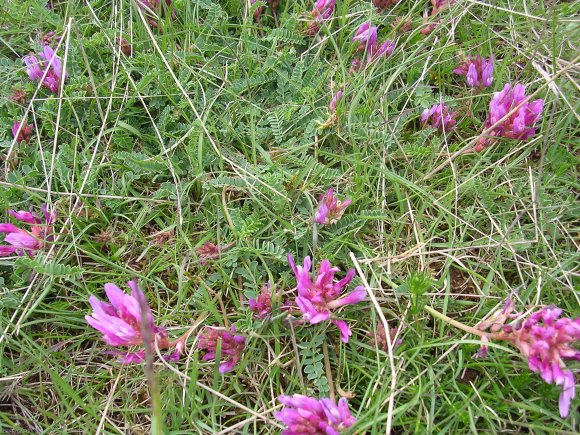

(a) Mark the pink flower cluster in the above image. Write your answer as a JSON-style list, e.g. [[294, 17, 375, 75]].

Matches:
[[421, 102, 457, 132], [504, 307, 578, 418], [275, 394, 356, 434], [351, 21, 396, 70], [313, 189, 351, 225], [453, 55, 494, 89], [198, 325, 246, 373], [369, 323, 403, 352], [248, 283, 276, 319], [329, 90, 342, 113], [11, 121, 34, 144], [475, 304, 579, 418], [0, 205, 56, 257], [86, 280, 183, 363], [306, 0, 337, 35], [476, 83, 543, 151], [23, 46, 66, 94], [288, 254, 366, 342]]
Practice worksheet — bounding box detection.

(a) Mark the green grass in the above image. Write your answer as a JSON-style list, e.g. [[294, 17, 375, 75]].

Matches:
[[0, 0, 578, 432]]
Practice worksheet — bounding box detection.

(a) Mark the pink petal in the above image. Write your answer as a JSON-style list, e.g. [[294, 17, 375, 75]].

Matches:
[[331, 319, 352, 343], [0, 245, 17, 256]]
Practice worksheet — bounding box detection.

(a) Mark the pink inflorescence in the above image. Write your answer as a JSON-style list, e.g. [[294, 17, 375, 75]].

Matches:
[[11, 121, 34, 144], [275, 394, 357, 434], [0, 204, 56, 257], [506, 306, 579, 418], [288, 254, 366, 342], [305, 0, 337, 35], [198, 325, 246, 373], [421, 102, 458, 132], [248, 284, 276, 319], [196, 241, 220, 265], [453, 55, 494, 89], [313, 189, 351, 225], [351, 21, 395, 70], [329, 90, 342, 114], [369, 323, 403, 352], [86, 279, 182, 363], [22, 46, 66, 94], [475, 83, 543, 152]]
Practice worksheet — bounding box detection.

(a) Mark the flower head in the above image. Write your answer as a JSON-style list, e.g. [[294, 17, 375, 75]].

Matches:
[[275, 394, 356, 434], [476, 83, 543, 151], [306, 0, 336, 35], [313, 189, 351, 225], [421, 102, 457, 132], [478, 305, 579, 418], [248, 283, 276, 319], [196, 241, 220, 264], [0, 204, 55, 257], [369, 323, 403, 351], [10, 88, 27, 104], [391, 16, 412, 33], [198, 325, 246, 373], [512, 307, 579, 418], [313, 0, 336, 21], [85, 279, 183, 363], [22, 46, 66, 94], [453, 55, 494, 89], [369, 39, 396, 63], [353, 21, 378, 49], [288, 254, 366, 342], [11, 121, 34, 144], [352, 22, 396, 69], [116, 37, 132, 56], [329, 90, 342, 113]]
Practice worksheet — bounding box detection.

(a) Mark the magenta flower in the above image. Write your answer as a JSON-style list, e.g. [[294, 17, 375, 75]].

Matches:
[[475, 83, 543, 152], [353, 21, 378, 49], [11, 121, 34, 144], [288, 254, 366, 342], [453, 55, 494, 89], [421, 102, 457, 132], [85, 279, 184, 364], [22, 46, 66, 94], [248, 284, 276, 319], [329, 90, 342, 113], [313, 0, 336, 21], [198, 325, 246, 373], [477, 305, 579, 418], [369, 39, 396, 63], [275, 394, 356, 434], [351, 22, 396, 69], [305, 0, 336, 35], [0, 204, 56, 257], [313, 189, 351, 225]]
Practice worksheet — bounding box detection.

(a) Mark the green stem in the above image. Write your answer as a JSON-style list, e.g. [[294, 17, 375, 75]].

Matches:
[[423, 305, 486, 337]]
